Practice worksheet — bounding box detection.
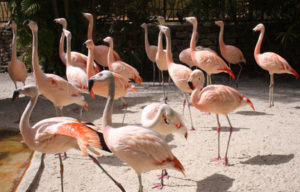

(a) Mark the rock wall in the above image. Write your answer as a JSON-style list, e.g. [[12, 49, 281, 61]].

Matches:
[[0, 28, 12, 72]]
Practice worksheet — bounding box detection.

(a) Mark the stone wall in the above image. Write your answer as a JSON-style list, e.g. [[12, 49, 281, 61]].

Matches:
[[0, 28, 12, 72]]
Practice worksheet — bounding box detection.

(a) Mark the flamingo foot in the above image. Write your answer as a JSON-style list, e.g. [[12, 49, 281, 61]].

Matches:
[[157, 173, 169, 179], [210, 157, 221, 162], [189, 126, 195, 131], [61, 152, 67, 160], [224, 157, 229, 166], [119, 103, 128, 110], [152, 183, 163, 190]]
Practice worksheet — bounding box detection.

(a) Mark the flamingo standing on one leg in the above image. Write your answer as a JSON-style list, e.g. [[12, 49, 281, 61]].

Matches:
[[140, 23, 157, 86], [103, 36, 143, 84], [159, 25, 204, 131], [84, 39, 137, 124], [5, 20, 27, 89], [54, 18, 101, 73], [13, 85, 125, 192], [185, 17, 235, 85], [189, 75, 255, 165], [253, 23, 298, 107], [24, 20, 87, 117], [88, 70, 185, 192], [82, 13, 121, 67], [215, 20, 246, 87]]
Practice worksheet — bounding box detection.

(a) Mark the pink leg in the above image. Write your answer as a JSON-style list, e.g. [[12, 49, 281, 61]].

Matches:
[[224, 115, 233, 166], [61, 152, 67, 160], [153, 169, 168, 189], [211, 114, 221, 162], [58, 154, 64, 192]]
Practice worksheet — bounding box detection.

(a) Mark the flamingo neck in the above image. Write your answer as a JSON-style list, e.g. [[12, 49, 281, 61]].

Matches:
[[32, 30, 44, 80], [143, 26, 151, 54], [65, 36, 72, 68], [87, 16, 94, 40], [11, 28, 17, 64], [102, 73, 115, 128], [218, 25, 225, 50], [59, 32, 66, 64], [87, 47, 94, 78], [20, 95, 38, 148], [157, 31, 163, 52], [254, 29, 264, 59], [107, 42, 114, 70], [190, 88, 202, 109], [190, 23, 197, 51], [165, 32, 173, 67], [143, 104, 167, 128]]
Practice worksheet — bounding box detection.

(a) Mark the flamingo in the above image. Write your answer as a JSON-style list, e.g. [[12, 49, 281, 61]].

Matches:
[[82, 13, 121, 67], [159, 25, 204, 131], [23, 20, 87, 117], [5, 20, 27, 89], [253, 23, 298, 107], [84, 39, 137, 124], [54, 18, 101, 73], [215, 20, 246, 87], [185, 17, 235, 85], [189, 74, 255, 165], [140, 23, 157, 86], [103, 36, 143, 84], [88, 70, 185, 192], [13, 85, 125, 192]]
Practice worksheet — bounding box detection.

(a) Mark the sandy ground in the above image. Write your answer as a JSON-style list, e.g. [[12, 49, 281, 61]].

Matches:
[[1, 72, 300, 192]]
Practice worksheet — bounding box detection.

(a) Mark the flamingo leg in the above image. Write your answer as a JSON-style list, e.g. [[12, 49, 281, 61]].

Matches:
[[153, 169, 168, 189], [224, 115, 233, 166], [182, 98, 186, 115], [14, 82, 18, 89], [120, 97, 128, 125], [161, 71, 168, 103], [58, 154, 64, 192], [89, 155, 126, 192], [152, 62, 156, 86], [12, 99, 21, 123], [235, 63, 242, 88], [138, 174, 143, 192], [211, 114, 221, 162], [184, 93, 195, 130], [55, 106, 63, 117], [270, 74, 274, 107]]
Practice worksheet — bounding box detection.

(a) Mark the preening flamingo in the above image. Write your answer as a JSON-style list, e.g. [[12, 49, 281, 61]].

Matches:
[[189, 76, 255, 165], [88, 70, 185, 192], [5, 20, 27, 89], [54, 18, 101, 73], [13, 85, 125, 192], [159, 25, 204, 131], [215, 20, 246, 87], [185, 17, 235, 85], [82, 12, 121, 67], [84, 39, 137, 124], [253, 23, 298, 107], [24, 20, 87, 117], [103, 36, 143, 84], [140, 23, 157, 85]]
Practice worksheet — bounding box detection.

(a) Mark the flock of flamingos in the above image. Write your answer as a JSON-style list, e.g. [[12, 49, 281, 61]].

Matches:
[[4, 12, 298, 192]]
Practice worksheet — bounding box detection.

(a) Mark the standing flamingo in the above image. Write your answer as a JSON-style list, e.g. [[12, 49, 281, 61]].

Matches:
[[253, 23, 298, 107], [84, 39, 137, 124], [13, 85, 125, 192], [159, 25, 204, 131], [88, 70, 185, 192], [189, 75, 255, 165], [5, 20, 27, 89], [82, 13, 121, 67], [215, 20, 246, 87], [54, 18, 101, 73], [24, 20, 87, 116], [185, 17, 235, 85], [103, 36, 143, 84], [140, 23, 157, 86]]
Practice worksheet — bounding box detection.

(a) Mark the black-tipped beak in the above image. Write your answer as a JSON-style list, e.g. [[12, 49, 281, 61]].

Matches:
[[188, 81, 194, 90], [23, 19, 30, 26], [12, 90, 19, 101], [82, 42, 87, 52], [88, 79, 94, 92]]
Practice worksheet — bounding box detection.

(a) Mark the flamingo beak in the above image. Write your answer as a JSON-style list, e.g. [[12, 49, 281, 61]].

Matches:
[[23, 19, 30, 26], [184, 131, 188, 139], [12, 90, 20, 101], [188, 81, 194, 90], [88, 79, 94, 92]]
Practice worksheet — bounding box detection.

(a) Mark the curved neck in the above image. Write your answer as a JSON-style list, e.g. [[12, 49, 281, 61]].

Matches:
[[87, 47, 94, 78], [65, 36, 71, 67], [254, 29, 264, 58], [218, 25, 225, 49], [102, 74, 115, 127], [164, 32, 174, 66], [143, 105, 167, 128], [107, 41, 114, 70], [87, 17, 94, 40], [190, 23, 197, 51], [32, 30, 44, 79], [20, 95, 38, 147], [143, 26, 151, 54], [59, 32, 66, 63], [157, 31, 163, 51], [11, 28, 17, 64], [190, 88, 202, 109]]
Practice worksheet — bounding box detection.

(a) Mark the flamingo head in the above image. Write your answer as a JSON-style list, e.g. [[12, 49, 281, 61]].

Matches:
[[82, 12, 93, 21], [140, 23, 147, 29], [103, 36, 113, 44], [88, 70, 114, 91], [156, 16, 165, 24], [158, 25, 170, 36], [253, 23, 265, 32], [184, 16, 197, 25], [12, 85, 38, 101], [54, 18, 67, 29], [23, 19, 38, 32], [215, 20, 224, 27], [188, 69, 205, 90], [83, 39, 94, 49]]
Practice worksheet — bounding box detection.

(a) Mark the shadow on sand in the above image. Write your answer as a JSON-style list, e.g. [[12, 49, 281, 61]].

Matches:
[[235, 111, 273, 116], [241, 154, 294, 165], [211, 126, 250, 132], [196, 173, 234, 192]]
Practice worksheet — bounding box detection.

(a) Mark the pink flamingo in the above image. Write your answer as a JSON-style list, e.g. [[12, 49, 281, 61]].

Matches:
[[189, 75, 255, 166], [5, 20, 27, 89], [215, 20, 246, 87], [103, 36, 143, 84], [24, 20, 87, 116], [185, 17, 235, 85], [88, 70, 185, 192], [54, 18, 101, 73], [140, 23, 157, 85], [13, 85, 125, 192], [159, 25, 204, 131], [82, 13, 121, 67], [84, 39, 137, 124], [253, 23, 299, 107]]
